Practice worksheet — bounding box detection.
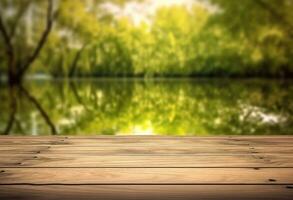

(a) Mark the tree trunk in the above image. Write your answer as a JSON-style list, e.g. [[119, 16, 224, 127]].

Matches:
[[7, 56, 22, 85], [1, 0, 57, 85], [69, 44, 87, 77]]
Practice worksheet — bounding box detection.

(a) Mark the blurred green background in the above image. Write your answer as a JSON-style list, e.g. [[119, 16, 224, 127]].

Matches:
[[1, 0, 292, 78], [0, 0, 292, 135]]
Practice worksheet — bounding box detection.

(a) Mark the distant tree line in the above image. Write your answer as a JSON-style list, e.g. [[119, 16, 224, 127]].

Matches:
[[0, 0, 292, 84]]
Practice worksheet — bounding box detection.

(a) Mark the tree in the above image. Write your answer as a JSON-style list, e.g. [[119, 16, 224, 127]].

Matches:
[[0, 0, 58, 84]]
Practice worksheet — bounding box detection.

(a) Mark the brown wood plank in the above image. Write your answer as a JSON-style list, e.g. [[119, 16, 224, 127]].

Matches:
[[0, 185, 292, 200], [0, 168, 293, 184], [1, 145, 293, 155], [1, 136, 293, 140], [0, 155, 292, 167], [0, 141, 292, 147], [0, 136, 292, 200], [1, 137, 292, 143], [1, 137, 293, 146]]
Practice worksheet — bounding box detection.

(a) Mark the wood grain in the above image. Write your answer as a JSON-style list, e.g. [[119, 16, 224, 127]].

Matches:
[[1, 145, 293, 155], [0, 185, 293, 200], [1, 137, 293, 146], [0, 168, 293, 184], [1, 154, 293, 167], [0, 136, 293, 200]]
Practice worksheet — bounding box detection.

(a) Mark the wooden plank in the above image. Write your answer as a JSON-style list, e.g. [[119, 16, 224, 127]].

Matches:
[[0, 157, 26, 167], [1, 145, 293, 155], [0, 168, 293, 184], [0, 185, 292, 200], [2, 136, 293, 143], [1, 137, 293, 146], [0, 136, 292, 200], [0, 141, 292, 147], [1, 136, 293, 140], [1, 155, 292, 167]]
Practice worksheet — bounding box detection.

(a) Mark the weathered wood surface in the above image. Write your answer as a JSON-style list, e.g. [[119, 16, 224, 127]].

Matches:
[[0, 185, 293, 200], [0, 185, 292, 200], [1, 145, 293, 154], [1, 168, 293, 184], [1, 154, 293, 167], [0, 136, 293, 200]]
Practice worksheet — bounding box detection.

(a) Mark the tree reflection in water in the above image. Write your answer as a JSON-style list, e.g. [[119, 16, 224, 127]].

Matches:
[[0, 79, 292, 136], [1, 84, 57, 135]]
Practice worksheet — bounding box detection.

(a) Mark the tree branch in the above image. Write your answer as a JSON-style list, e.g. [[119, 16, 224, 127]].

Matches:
[[0, 12, 17, 81], [10, 1, 31, 39], [0, 13, 14, 61], [69, 43, 88, 77], [19, 0, 58, 77], [20, 86, 58, 135], [2, 86, 17, 135]]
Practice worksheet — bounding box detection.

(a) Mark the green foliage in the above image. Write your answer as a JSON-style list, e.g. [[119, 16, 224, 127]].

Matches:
[[0, 0, 292, 78]]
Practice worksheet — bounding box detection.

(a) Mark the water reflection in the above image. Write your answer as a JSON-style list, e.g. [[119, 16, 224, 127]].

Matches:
[[0, 79, 292, 136]]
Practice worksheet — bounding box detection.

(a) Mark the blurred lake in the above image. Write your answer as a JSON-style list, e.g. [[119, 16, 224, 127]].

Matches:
[[0, 79, 292, 136]]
